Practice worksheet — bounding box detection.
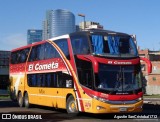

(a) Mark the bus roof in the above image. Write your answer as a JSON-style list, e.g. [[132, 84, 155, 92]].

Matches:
[[70, 29, 130, 36], [11, 40, 47, 52], [48, 34, 69, 41], [11, 29, 130, 52]]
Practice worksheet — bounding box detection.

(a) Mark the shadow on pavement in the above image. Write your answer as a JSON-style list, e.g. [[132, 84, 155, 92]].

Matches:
[[0, 99, 159, 121]]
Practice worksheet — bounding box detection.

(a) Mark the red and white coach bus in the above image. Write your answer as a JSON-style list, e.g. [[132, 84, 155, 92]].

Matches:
[[9, 29, 152, 114]]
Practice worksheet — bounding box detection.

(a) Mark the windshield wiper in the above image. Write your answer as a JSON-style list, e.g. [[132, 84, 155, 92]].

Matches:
[[122, 68, 125, 93], [121, 70, 136, 93], [109, 70, 122, 94], [125, 73, 135, 93]]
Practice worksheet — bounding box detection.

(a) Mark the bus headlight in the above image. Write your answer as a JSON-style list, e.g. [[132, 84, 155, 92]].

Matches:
[[98, 97, 108, 103], [138, 97, 143, 101], [91, 95, 108, 103], [96, 106, 106, 110]]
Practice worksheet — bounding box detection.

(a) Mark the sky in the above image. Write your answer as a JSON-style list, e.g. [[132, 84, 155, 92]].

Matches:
[[0, 0, 160, 51]]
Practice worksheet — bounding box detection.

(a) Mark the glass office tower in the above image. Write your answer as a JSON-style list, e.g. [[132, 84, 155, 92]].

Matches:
[[43, 9, 75, 39], [27, 29, 43, 44]]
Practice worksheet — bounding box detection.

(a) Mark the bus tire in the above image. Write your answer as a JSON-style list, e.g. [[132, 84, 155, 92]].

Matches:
[[18, 92, 23, 107], [66, 95, 78, 115], [24, 92, 30, 108], [10, 92, 17, 102]]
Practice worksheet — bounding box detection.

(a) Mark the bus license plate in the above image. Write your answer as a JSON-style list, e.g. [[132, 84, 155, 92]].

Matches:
[[119, 107, 127, 112]]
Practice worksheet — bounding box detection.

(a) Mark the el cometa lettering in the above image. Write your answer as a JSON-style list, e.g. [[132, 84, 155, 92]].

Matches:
[[28, 62, 58, 71]]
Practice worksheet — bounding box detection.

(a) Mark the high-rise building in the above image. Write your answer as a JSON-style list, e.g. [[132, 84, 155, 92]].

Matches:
[[79, 21, 103, 30], [0, 50, 10, 91], [27, 29, 43, 44], [42, 20, 49, 40], [43, 9, 75, 39]]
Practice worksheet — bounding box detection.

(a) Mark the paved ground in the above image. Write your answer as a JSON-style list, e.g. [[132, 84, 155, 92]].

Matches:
[[144, 98, 160, 105], [0, 98, 159, 122]]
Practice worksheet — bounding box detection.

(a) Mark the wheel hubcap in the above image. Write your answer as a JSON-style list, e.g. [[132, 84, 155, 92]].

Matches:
[[25, 98, 28, 105], [69, 101, 76, 112]]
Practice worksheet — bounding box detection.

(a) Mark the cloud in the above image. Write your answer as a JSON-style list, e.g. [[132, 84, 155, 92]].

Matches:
[[0, 33, 27, 51]]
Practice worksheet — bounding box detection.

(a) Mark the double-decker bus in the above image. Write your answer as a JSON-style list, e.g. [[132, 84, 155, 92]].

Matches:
[[9, 29, 151, 114]]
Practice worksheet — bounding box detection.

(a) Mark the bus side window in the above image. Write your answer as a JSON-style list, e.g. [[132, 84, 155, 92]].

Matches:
[[63, 73, 73, 88], [46, 73, 51, 87], [29, 45, 41, 61], [27, 74, 32, 86], [17, 51, 21, 63], [27, 74, 36, 87], [76, 59, 93, 89], [45, 43, 51, 59], [27, 72, 74, 88], [20, 48, 30, 63], [55, 39, 70, 59], [37, 74, 43, 87], [29, 46, 36, 61], [41, 74, 46, 87], [50, 73, 57, 87], [45, 42, 60, 59], [20, 51, 25, 63], [32, 74, 37, 87], [56, 72, 73, 88], [38, 44, 45, 60], [57, 72, 63, 88]]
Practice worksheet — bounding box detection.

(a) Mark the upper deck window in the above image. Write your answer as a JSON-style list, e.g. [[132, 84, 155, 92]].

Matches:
[[91, 35, 138, 57], [70, 35, 90, 55], [54, 39, 70, 59], [11, 48, 30, 64], [28, 42, 60, 62]]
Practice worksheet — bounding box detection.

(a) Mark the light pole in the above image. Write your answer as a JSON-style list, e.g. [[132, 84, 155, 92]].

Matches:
[[78, 14, 86, 30]]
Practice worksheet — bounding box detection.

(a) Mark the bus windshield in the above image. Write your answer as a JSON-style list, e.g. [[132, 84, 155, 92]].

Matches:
[[96, 64, 142, 93], [91, 34, 138, 57]]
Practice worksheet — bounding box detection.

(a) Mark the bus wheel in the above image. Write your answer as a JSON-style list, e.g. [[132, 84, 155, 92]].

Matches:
[[24, 92, 30, 108], [18, 92, 23, 107], [66, 96, 78, 115]]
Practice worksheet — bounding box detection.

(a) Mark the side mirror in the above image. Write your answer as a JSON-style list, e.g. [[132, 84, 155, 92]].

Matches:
[[140, 57, 152, 74]]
